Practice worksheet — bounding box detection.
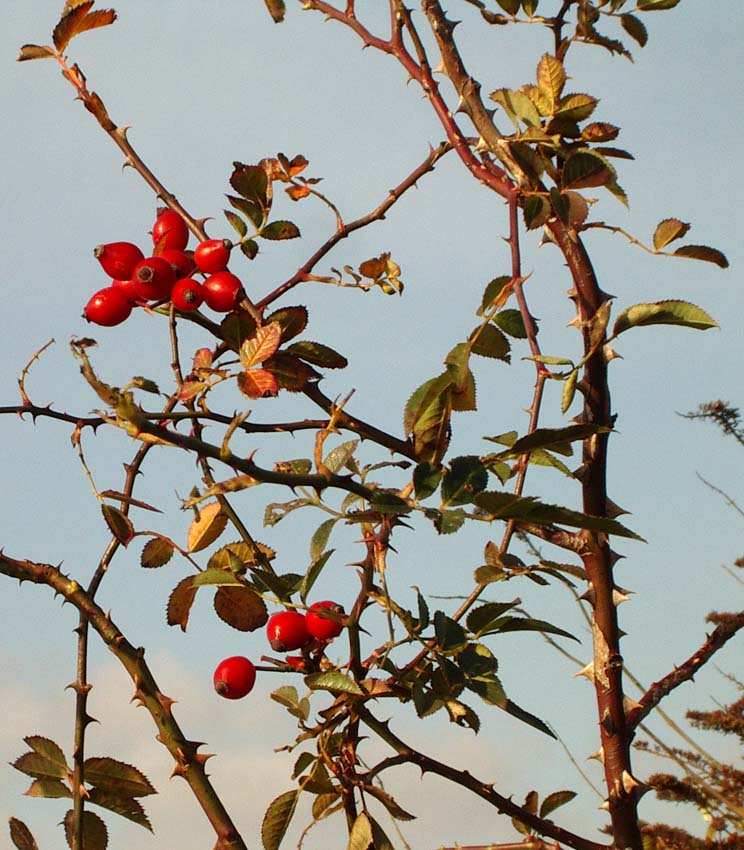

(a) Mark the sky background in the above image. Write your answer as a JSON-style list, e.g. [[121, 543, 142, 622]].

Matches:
[[1, 2, 743, 849]]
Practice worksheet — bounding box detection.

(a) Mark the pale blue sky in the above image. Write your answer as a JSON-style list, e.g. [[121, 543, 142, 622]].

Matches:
[[2, 3, 743, 849]]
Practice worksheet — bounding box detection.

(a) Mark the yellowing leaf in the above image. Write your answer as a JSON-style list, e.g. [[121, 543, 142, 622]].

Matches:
[[240, 322, 282, 369], [613, 300, 719, 335], [214, 586, 268, 631], [237, 368, 280, 398], [187, 502, 227, 553], [653, 217, 690, 250], [537, 53, 565, 108], [672, 244, 729, 268]]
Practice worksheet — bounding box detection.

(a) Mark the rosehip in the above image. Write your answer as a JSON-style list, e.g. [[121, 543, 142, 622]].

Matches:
[[266, 611, 310, 652], [213, 656, 256, 700], [202, 271, 244, 313], [306, 600, 346, 642], [194, 239, 232, 274], [133, 256, 176, 301], [171, 277, 204, 312], [94, 242, 144, 280], [83, 286, 133, 327], [111, 277, 140, 303], [159, 248, 195, 279], [152, 209, 189, 251], [286, 656, 307, 671]]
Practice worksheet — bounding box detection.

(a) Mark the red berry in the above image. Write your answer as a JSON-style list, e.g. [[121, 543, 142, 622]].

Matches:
[[171, 277, 204, 312], [111, 277, 140, 303], [159, 248, 195, 279], [83, 286, 133, 327], [266, 611, 310, 653], [306, 600, 346, 642], [152, 209, 190, 251], [133, 256, 176, 301], [94, 242, 144, 280], [286, 655, 307, 671], [202, 271, 244, 313], [194, 239, 232, 274], [213, 656, 256, 700]]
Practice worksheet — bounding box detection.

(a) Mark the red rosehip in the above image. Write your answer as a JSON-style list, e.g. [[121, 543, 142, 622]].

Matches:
[[152, 209, 190, 251], [213, 656, 256, 700], [83, 286, 133, 327], [159, 248, 195, 279], [194, 239, 232, 274], [171, 277, 204, 312], [111, 277, 140, 303], [202, 271, 244, 313], [94, 242, 144, 280], [266, 611, 310, 653], [306, 600, 346, 642], [133, 256, 176, 301]]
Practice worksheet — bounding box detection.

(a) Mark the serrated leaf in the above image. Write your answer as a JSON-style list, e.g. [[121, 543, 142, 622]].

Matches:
[[191, 568, 243, 587], [523, 194, 550, 230], [323, 439, 358, 473], [612, 300, 718, 335], [637, 0, 680, 9], [495, 0, 521, 13], [305, 671, 363, 695], [141, 538, 174, 568], [489, 614, 577, 642], [18, 44, 56, 61], [238, 369, 280, 398], [63, 809, 108, 850], [263, 352, 320, 392], [554, 92, 598, 123], [84, 757, 155, 797], [672, 244, 729, 268], [653, 217, 690, 250], [413, 461, 442, 500], [230, 163, 269, 212], [224, 209, 248, 238], [101, 504, 134, 545], [265, 306, 309, 342], [582, 121, 620, 143], [478, 276, 512, 314], [262, 789, 300, 850], [300, 550, 334, 603], [562, 150, 612, 190], [240, 322, 283, 369], [430, 507, 466, 534], [537, 53, 565, 107], [15, 742, 68, 780], [166, 576, 198, 632], [562, 370, 578, 414], [312, 792, 342, 820], [53, 1, 94, 51], [24, 778, 71, 798], [466, 600, 520, 636], [214, 586, 268, 631], [187, 502, 227, 552], [441, 456, 488, 507], [310, 518, 337, 560], [503, 698, 556, 737], [540, 789, 577, 817], [621, 13, 647, 46], [292, 752, 315, 780], [262, 220, 301, 240], [285, 340, 348, 369], [271, 685, 300, 710], [469, 323, 511, 361], [507, 424, 608, 456], [473, 491, 644, 540], [9, 818, 40, 850], [403, 372, 451, 438], [434, 610, 468, 652], [87, 787, 151, 831], [347, 812, 374, 850]]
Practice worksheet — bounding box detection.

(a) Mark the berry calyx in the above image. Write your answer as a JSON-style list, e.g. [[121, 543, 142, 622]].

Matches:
[[133, 256, 176, 301], [83, 286, 133, 327], [202, 271, 244, 313], [159, 248, 195, 279], [152, 209, 189, 251], [306, 600, 346, 642], [171, 277, 204, 312], [94, 242, 144, 281], [213, 656, 256, 700], [194, 239, 232, 274], [266, 611, 310, 653]]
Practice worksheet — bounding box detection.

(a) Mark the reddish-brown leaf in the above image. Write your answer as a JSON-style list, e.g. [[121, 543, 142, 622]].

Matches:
[[237, 369, 280, 398]]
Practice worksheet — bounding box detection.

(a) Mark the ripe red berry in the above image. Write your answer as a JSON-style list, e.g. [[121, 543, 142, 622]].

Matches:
[[133, 256, 176, 301], [194, 239, 232, 274], [266, 611, 310, 652], [83, 286, 133, 327], [213, 656, 256, 700], [171, 277, 204, 312], [159, 248, 195, 279], [152, 209, 189, 251], [306, 600, 346, 642], [111, 277, 140, 303], [94, 242, 144, 280], [202, 271, 244, 313]]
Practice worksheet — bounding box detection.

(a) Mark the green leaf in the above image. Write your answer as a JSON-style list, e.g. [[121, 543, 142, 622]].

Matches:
[[469, 323, 511, 361], [466, 600, 520, 636], [561, 150, 612, 190], [347, 812, 374, 850], [230, 163, 269, 212], [241, 238, 259, 260], [672, 245, 729, 268], [441, 456, 489, 507], [370, 492, 412, 515], [265, 305, 309, 342], [224, 209, 248, 238], [323, 439, 359, 473], [310, 518, 337, 561], [507, 424, 609, 456], [24, 778, 72, 798], [300, 550, 334, 604], [493, 309, 529, 339], [227, 194, 264, 229], [14, 738, 68, 780], [488, 615, 578, 642], [478, 276, 511, 315], [285, 340, 348, 369], [523, 195, 550, 230], [537, 53, 566, 107], [444, 342, 471, 388], [561, 369, 578, 414], [101, 504, 134, 545], [262, 789, 300, 850], [9, 817, 40, 850], [62, 810, 108, 850], [554, 92, 598, 123], [653, 217, 690, 250], [369, 816, 396, 850], [363, 784, 417, 821], [413, 461, 442, 500], [612, 300, 718, 335], [403, 372, 452, 463], [191, 568, 243, 588], [87, 787, 152, 831], [84, 757, 155, 797], [305, 671, 363, 695], [140, 538, 174, 568], [434, 610, 468, 652], [540, 789, 577, 818], [262, 220, 301, 241], [430, 507, 466, 534], [292, 752, 315, 780], [415, 586, 430, 630], [473, 491, 645, 540], [503, 698, 556, 737]]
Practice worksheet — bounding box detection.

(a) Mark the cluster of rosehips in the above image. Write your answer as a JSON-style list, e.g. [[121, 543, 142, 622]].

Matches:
[[213, 600, 346, 700], [83, 209, 246, 326]]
